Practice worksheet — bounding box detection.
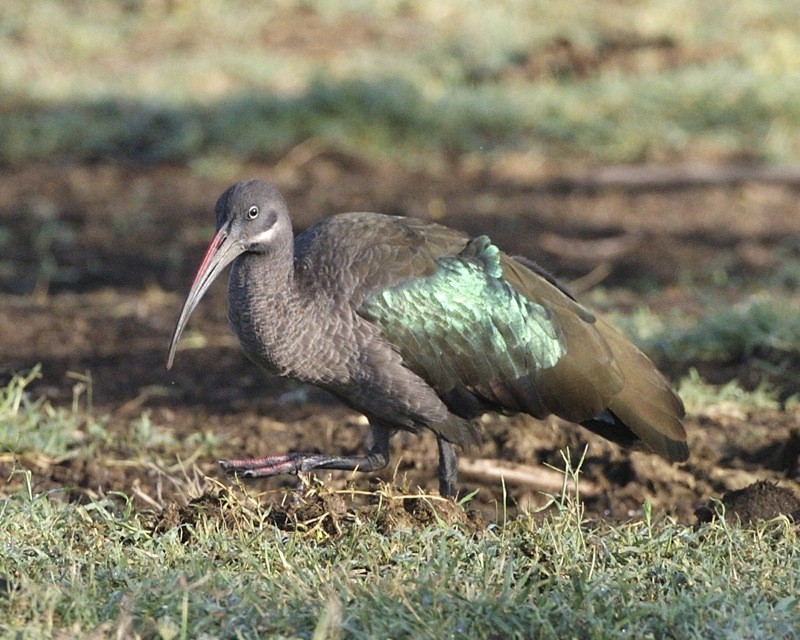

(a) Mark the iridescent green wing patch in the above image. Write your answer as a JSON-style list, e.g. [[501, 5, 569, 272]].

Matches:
[[359, 235, 565, 401]]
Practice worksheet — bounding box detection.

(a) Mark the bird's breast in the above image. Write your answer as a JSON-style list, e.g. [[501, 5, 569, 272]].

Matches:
[[227, 274, 361, 385]]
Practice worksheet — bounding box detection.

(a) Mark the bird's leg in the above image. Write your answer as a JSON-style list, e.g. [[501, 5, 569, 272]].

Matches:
[[437, 437, 459, 498], [219, 424, 392, 479]]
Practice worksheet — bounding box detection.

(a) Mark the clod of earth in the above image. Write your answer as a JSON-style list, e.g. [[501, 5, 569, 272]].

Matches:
[[151, 483, 486, 541], [696, 480, 800, 525], [167, 179, 687, 497]]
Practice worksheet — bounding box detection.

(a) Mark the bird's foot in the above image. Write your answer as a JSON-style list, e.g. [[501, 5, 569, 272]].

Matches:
[[219, 452, 325, 478], [219, 434, 459, 500], [218, 450, 391, 478]]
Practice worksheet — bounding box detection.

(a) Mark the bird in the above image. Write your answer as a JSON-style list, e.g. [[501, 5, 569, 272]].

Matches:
[[167, 179, 687, 497]]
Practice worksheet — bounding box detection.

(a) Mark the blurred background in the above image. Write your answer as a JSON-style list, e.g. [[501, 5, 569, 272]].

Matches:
[[2, 0, 800, 519]]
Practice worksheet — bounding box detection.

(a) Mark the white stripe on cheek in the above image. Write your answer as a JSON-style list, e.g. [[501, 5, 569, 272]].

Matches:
[[248, 226, 276, 245]]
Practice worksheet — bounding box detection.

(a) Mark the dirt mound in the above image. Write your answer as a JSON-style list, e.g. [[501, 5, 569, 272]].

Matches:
[[373, 495, 485, 535], [152, 491, 265, 541], [151, 483, 486, 541], [696, 480, 800, 525]]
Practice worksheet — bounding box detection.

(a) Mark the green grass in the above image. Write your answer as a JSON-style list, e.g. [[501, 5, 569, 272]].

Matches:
[[2, 370, 800, 638], [0, 366, 104, 458], [602, 292, 800, 374], [0, 367, 219, 469], [677, 368, 781, 415], [2, 472, 799, 638], [3, 0, 800, 166], [638, 296, 800, 367]]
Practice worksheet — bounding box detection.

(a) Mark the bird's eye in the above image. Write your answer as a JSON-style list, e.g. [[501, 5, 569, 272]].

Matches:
[[247, 206, 259, 220]]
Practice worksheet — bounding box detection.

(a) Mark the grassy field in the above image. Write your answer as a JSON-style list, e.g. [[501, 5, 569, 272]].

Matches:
[[3, 0, 800, 167], [3, 370, 800, 639], [4, 1, 800, 637], [3, 479, 800, 638]]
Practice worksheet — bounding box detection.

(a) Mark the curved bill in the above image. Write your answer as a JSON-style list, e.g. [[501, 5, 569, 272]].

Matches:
[[166, 228, 244, 370]]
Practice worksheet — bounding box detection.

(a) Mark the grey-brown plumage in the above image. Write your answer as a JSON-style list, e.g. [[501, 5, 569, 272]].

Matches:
[[167, 179, 687, 497]]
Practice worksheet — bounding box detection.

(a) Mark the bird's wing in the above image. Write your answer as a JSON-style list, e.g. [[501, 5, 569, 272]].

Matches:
[[355, 224, 686, 461], [299, 213, 685, 461], [294, 212, 469, 306], [357, 229, 625, 419]]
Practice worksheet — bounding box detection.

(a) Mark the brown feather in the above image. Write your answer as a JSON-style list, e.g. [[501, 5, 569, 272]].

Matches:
[[499, 255, 625, 421], [501, 255, 687, 461], [594, 317, 688, 461]]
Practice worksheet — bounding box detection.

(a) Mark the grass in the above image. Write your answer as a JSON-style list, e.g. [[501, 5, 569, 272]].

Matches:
[[677, 368, 781, 415], [0, 366, 104, 459], [650, 296, 800, 366], [3, 1, 800, 167], [599, 290, 800, 383], [2, 369, 800, 638], [2, 464, 800, 638], [0, 367, 220, 479]]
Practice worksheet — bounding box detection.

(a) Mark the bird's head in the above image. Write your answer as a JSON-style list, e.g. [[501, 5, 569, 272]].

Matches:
[[166, 179, 291, 369]]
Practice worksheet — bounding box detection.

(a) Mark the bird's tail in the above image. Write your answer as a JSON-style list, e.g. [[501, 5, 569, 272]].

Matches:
[[587, 318, 688, 462]]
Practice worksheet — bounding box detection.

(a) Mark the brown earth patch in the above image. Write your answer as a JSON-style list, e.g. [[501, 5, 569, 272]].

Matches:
[[696, 480, 800, 525], [3, 160, 800, 525], [151, 481, 485, 541]]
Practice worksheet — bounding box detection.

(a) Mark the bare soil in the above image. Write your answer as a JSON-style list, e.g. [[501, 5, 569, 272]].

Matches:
[[3, 158, 800, 525]]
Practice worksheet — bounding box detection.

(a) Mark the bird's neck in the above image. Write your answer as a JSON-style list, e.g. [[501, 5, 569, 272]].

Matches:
[[226, 244, 318, 377]]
